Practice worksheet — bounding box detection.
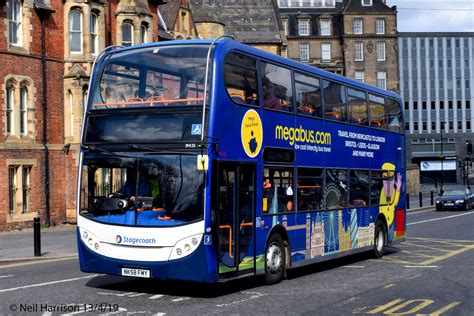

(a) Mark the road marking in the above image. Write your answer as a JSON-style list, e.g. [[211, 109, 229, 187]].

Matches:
[[407, 209, 433, 215], [149, 294, 164, 300], [0, 275, 98, 293], [367, 298, 404, 314], [171, 297, 191, 302], [403, 265, 438, 268], [383, 284, 395, 289], [344, 265, 365, 268], [0, 275, 14, 279], [0, 256, 78, 269], [419, 301, 462, 316], [407, 274, 422, 280], [407, 212, 474, 226], [216, 291, 266, 308]]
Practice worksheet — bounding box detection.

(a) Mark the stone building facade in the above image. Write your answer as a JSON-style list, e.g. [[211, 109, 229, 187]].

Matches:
[[278, 0, 399, 92], [188, 0, 287, 56], [0, 0, 164, 231]]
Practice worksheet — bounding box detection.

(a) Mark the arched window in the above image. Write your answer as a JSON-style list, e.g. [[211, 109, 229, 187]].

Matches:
[[140, 23, 148, 44], [90, 12, 99, 54], [69, 10, 83, 53], [7, 0, 22, 45], [121, 22, 133, 46], [6, 83, 14, 134], [20, 86, 28, 135]]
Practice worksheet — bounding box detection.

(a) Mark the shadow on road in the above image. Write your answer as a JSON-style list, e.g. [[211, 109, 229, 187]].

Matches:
[[84, 248, 401, 298]]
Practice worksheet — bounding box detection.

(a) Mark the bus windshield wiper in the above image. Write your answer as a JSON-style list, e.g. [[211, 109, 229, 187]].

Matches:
[[82, 145, 113, 154], [128, 144, 161, 152]]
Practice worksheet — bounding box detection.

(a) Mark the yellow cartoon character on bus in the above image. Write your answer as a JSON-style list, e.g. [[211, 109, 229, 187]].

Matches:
[[379, 162, 402, 228]]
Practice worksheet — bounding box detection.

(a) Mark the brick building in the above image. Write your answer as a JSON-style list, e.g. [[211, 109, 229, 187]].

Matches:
[[278, 0, 398, 92], [0, 0, 165, 231]]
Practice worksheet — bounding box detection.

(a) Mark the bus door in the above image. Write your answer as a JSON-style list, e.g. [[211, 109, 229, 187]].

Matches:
[[216, 163, 255, 277]]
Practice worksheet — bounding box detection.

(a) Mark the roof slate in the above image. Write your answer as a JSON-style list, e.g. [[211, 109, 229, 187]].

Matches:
[[158, 0, 182, 29], [188, 0, 283, 44], [342, 0, 395, 13]]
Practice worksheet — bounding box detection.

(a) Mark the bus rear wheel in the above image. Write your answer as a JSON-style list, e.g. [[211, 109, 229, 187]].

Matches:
[[265, 234, 285, 285], [373, 220, 386, 259]]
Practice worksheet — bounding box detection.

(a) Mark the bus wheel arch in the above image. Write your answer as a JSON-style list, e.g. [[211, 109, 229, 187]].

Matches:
[[265, 225, 290, 284], [374, 215, 388, 258]]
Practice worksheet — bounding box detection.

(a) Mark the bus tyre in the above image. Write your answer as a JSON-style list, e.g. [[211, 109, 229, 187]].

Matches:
[[373, 220, 386, 259], [265, 234, 285, 285]]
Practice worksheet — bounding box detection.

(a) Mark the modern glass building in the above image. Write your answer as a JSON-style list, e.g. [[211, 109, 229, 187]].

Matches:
[[398, 33, 474, 185]]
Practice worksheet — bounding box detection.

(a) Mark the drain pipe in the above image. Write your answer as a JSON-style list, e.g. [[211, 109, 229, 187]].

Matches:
[[35, 2, 54, 227]]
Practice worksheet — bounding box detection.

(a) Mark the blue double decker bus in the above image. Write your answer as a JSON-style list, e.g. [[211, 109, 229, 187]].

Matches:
[[77, 37, 406, 284]]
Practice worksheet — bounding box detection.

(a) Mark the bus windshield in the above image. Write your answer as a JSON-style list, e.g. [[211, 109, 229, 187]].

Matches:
[[79, 152, 204, 227], [90, 44, 210, 109]]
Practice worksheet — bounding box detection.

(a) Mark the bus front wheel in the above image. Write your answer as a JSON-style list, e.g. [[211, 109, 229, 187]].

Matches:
[[373, 220, 386, 259], [265, 234, 286, 285]]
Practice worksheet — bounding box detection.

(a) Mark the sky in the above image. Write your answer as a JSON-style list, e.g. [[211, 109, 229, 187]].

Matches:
[[386, 0, 474, 32]]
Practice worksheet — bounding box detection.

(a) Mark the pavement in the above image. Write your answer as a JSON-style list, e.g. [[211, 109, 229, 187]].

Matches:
[[0, 224, 78, 267], [0, 204, 435, 267]]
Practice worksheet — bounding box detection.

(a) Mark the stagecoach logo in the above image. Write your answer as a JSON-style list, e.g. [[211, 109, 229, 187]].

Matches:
[[114, 234, 156, 245], [241, 109, 263, 158]]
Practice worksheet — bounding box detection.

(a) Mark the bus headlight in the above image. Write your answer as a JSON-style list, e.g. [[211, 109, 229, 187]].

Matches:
[[80, 228, 101, 253], [169, 234, 203, 260]]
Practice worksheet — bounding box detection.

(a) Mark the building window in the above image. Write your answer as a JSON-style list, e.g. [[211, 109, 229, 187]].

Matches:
[[9, 167, 17, 214], [8, 164, 32, 215], [320, 19, 331, 36], [321, 43, 331, 61], [377, 71, 387, 90], [376, 18, 385, 34], [121, 22, 133, 46], [354, 42, 363, 61], [69, 10, 83, 53], [353, 18, 363, 35], [298, 20, 309, 36], [355, 71, 364, 83], [6, 85, 14, 134], [90, 12, 99, 55], [362, 0, 372, 6], [7, 0, 22, 45], [68, 91, 74, 137], [376, 42, 386, 61], [282, 19, 288, 36], [300, 43, 309, 61], [22, 166, 31, 214], [20, 86, 27, 135], [140, 23, 148, 44]]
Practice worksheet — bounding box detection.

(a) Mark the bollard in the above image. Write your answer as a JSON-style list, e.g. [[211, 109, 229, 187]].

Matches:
[[419, 192, 423, 208], [406, 193, 410, 209], [431, 190, 434, 205], [34, 217, 41, 257]]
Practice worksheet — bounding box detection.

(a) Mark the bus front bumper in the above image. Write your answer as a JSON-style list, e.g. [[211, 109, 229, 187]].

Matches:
[[77, 229, 218, 283]]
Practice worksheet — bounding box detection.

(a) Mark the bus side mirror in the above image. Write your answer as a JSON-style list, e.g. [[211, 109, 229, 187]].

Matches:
[[197, 155, 208, 171]]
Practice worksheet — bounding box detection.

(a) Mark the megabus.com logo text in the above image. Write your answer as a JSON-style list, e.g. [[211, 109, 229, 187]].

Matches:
[[275, 125, 331, 146]]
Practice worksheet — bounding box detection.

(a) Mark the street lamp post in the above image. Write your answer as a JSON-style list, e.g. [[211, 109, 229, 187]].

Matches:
[[440, 122, 444, 193]]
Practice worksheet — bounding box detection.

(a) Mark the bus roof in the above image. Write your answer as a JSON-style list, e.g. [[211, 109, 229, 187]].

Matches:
[[103, 38, 401, 101]]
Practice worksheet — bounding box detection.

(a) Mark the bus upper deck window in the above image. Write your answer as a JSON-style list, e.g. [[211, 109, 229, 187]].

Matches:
[[323, 80, 346, 122], [224, 53, 259, 106], [347, 88, 368, 126], [386, 98, 403, 132], [261, 62, 293, 112], [369, 94, 387, 129], [295, 72, 322, 118]]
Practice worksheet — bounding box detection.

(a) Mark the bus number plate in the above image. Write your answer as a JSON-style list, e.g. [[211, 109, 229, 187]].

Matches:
[[121, 268, 150, 278]]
